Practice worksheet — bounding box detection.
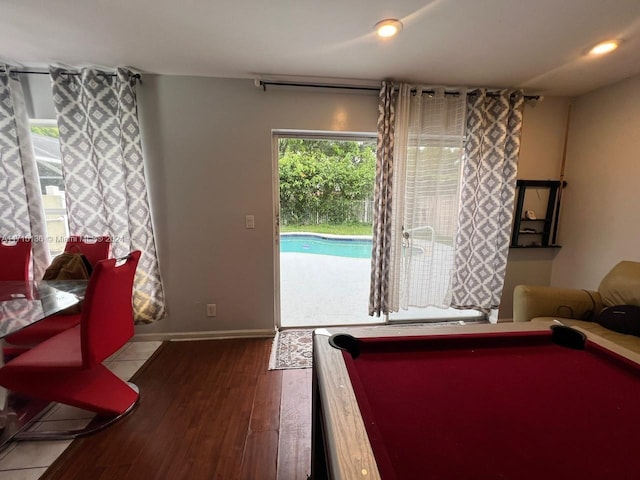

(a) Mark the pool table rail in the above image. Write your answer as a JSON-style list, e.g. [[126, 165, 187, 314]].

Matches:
[[312, 328, 380, 480]]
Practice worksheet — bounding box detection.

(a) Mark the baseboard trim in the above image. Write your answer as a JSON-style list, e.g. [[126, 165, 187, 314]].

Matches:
[[132, 329, 277, 342]]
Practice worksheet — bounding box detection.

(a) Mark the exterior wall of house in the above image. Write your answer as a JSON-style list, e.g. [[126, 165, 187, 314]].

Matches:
[[550, 74, 640, 290]]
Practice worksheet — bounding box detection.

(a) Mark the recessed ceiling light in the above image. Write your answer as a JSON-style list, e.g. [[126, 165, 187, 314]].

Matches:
[[588, 40, 619, 56], [374, 19, 403, 38]]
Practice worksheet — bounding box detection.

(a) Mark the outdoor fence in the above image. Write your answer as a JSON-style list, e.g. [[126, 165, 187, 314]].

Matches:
[[280, 194, 459, 241], [281, 199, 374, 225]]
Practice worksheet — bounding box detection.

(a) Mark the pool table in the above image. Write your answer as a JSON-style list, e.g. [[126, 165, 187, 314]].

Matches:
[[311, 323, 640, 480]]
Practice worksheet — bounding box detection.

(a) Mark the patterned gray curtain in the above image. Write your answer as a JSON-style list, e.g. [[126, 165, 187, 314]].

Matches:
[[50, 67, 165, 323], [369, 81, 397, 316], [0, 67, 50, 278], [449, 89, 525, 311]]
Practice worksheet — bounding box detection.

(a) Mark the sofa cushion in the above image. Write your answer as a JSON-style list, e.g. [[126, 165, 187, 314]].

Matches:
[[531, 317, 640, 355], [598, 261, 640, 307]]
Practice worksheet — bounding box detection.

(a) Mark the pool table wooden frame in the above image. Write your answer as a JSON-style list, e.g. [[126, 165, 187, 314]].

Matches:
[[310, 322, 640, 480]]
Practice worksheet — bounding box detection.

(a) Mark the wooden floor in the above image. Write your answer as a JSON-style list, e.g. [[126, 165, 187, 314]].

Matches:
[[41, 338, 312, 480]]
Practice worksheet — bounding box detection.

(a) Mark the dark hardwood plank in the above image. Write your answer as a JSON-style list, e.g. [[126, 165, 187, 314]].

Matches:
[[280, 368, 312, 431], [40, 338, 313, 480], [278, 368, 312, 480], [240, 429, 279, 480], [278, 424, 311, 480], [250, 370, 283, 432]]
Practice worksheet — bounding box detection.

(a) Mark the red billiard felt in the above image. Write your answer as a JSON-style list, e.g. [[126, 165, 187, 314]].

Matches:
[[341, 331, 640, 480]]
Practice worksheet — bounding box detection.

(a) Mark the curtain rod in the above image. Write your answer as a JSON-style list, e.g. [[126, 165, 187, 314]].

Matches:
[[0, 69, 141, 80], [258, 80, 380, 92], [257, 80, 540, 101]]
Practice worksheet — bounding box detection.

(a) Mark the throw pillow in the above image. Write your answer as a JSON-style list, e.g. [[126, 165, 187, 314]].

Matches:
[[597, 305, 640, 336]]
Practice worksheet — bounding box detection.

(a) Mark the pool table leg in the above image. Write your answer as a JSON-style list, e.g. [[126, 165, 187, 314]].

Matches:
[[310, 363, 330, 480]]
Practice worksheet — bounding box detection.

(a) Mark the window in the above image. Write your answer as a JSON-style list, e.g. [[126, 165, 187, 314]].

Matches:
[[30, 119, 68, 256]]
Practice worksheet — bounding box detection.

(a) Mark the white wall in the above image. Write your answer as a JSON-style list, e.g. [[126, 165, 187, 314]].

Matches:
[[499, 97, 571, 319], [135, 76, 379, 336], [518, 97, 572, 179], [20, 73, 56, 119], [550, 74, 640, 289], [133, 77, 571, 330], [20, 72, 573, 331]]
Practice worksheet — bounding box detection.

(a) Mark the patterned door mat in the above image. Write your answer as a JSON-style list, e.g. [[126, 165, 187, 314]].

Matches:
[[267, 321, 486, 370], [268, 329, 313, 370]]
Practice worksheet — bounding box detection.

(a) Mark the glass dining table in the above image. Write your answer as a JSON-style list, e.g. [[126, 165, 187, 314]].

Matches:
[[0, 280, 87, 338], [0, 280, 87, 449]]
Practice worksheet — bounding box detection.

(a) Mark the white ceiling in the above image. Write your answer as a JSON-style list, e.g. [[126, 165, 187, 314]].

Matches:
[[1, 0, 640, 96]]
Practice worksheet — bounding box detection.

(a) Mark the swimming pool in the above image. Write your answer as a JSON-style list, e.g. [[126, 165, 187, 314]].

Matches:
[[280, 234, 372, 259]]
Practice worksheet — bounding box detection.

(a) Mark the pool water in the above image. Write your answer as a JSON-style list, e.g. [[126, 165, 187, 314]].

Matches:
[[280, 235, 372, 259]]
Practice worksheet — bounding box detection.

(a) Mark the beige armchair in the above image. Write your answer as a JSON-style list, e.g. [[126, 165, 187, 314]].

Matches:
[[513, 261, 640, 352]]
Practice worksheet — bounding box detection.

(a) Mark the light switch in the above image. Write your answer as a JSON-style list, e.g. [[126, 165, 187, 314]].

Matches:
[[245, 215, 255, 229]]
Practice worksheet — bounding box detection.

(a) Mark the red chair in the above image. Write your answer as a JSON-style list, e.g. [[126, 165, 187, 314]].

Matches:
[[4, 236, 111, 350], [0, 238, 32, 281], [64, 236, 111, 270], [0, 251, 141, 433]]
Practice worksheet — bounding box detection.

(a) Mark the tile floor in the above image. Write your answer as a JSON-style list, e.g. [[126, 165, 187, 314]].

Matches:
[[0, 340, 162, 480]]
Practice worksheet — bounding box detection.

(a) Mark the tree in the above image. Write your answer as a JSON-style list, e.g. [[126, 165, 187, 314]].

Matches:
[[279, 139, 376, 224], [30, 126, 59, 138]]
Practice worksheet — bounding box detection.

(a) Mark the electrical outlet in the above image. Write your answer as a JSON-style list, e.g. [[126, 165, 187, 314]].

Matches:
[[206, 304, 217, 317], [245, 215, 255, 229]]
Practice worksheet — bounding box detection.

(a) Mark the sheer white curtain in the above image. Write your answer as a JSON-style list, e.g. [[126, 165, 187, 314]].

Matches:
[[388, 86, 466, 311], [0, 67, 50, 278]]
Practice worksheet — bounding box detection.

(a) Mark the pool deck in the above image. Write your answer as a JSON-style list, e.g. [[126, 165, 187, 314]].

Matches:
[[279, 250, 483, 328], [280, 252, 377, 327]]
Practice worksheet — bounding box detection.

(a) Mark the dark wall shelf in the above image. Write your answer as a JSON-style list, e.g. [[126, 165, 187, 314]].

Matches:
[[511, 180, 565, 248]]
